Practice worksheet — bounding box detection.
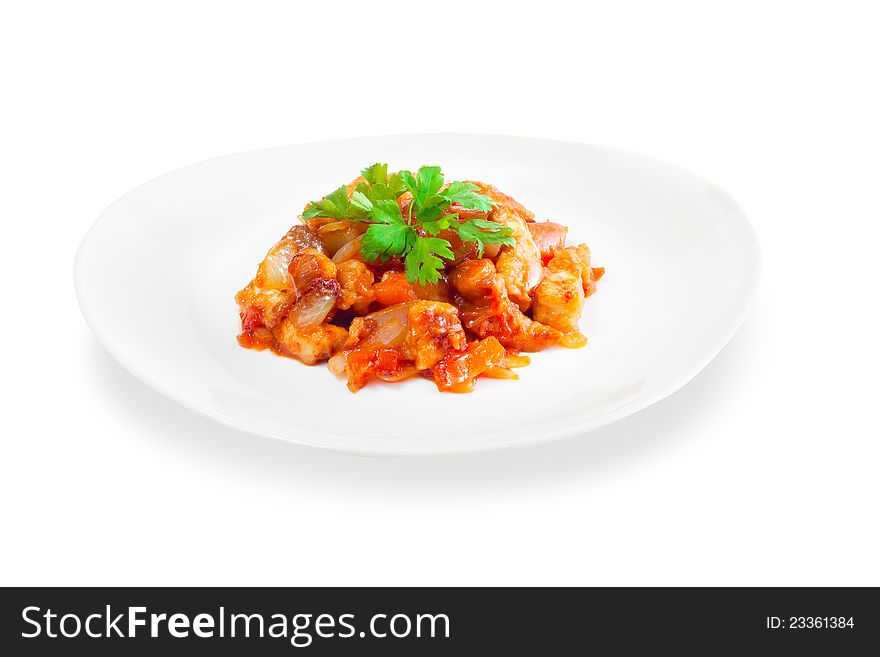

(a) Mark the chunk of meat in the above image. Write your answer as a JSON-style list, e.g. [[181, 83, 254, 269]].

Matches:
[[492, 206, 543, 311], [564, 243, 604, 298], [405, 301, 468, 370], [588, 266, 605, 296], [532, 267, 584, 334], [494, 250, 528, 309], [532, 244, 603, 338], [236, 287, 292, 331], [564, 244, 592, 287], [461, 298, 562, 351], [551, 243, 603, 297], [329, 301, 467, 391], [432, 337, 507, 393], [448, 258, 498, 301], [336, 259, 375, 314], [528, 221, 568, 260], [272, 318, 347, 365], [450, 259, 562, 351]]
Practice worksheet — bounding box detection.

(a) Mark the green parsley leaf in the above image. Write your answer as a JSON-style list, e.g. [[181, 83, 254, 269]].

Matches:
[[361, 163, 388, 186], [405, 236, 455, 285], [362, 223, 416, 262], [416, 196, 449, 222], [355, 164, 407, 206], [440, 181, 495, 212], [401, 166, 445, 211], [387, 172, 408, 199], [350, 189, 373, 213], [302, 185, 352, 219], [359, 199, 415, 262], [304, 164, 517, 284], [399, 170, 417, 198], [421, 214, 457, 236], [417, 166, 445, 200], [457, 218, 516, 257], [369, 198, 405, 226]]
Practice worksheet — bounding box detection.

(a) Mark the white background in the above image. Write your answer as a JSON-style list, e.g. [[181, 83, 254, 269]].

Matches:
[[2, 1, 878, 586]]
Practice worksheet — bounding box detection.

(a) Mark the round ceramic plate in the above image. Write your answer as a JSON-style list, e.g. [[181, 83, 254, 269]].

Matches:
[[75, 134, 760, 455]]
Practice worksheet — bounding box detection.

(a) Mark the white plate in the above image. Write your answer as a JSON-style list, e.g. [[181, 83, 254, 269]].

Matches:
[[75, 134, 760, 455]]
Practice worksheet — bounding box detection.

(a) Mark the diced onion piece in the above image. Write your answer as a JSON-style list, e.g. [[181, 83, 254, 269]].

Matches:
[[349, 302, 414, 348], [317, 221, 367, 257], [258, 240, 299, 289], [528, 221, 568, 257], [288, 249, 337, 296], [290, 289, 336, 328], [364, 303, 412, 326], [373, 317, 407, 348], [332, 238, 363, 264]]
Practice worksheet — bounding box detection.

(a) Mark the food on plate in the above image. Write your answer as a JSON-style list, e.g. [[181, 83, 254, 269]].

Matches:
[[236, 164, 604, 392]]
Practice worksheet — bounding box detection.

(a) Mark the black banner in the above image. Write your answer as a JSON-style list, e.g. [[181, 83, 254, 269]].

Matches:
[[1, 587, 876, 654]]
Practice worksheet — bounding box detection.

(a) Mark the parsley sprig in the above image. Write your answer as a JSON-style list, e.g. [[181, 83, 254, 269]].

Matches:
[[303, 164, 516, 284]]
